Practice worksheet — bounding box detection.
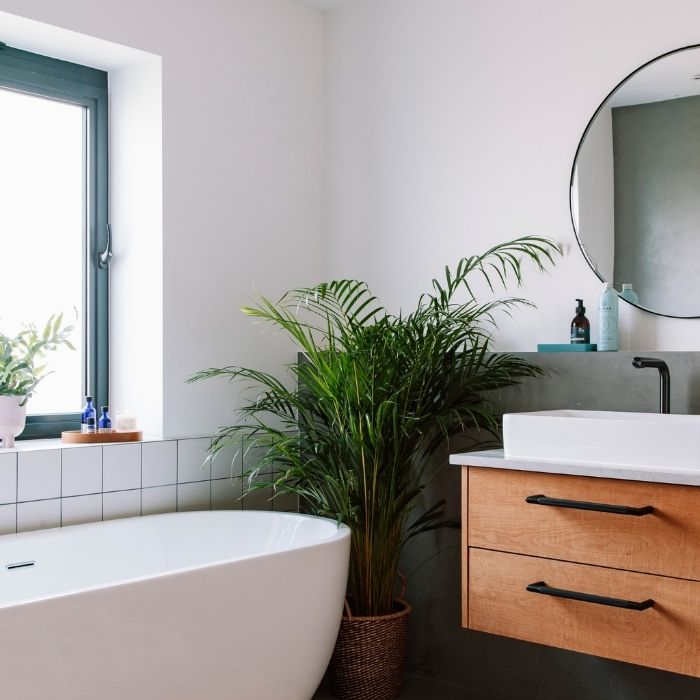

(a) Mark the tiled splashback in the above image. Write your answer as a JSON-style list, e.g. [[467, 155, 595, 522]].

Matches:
[[0, 437, 298, 535]]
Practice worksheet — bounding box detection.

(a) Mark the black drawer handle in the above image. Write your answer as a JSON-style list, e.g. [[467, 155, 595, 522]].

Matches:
[[525, 494, 654, 516], [526, 580, 654, 611]]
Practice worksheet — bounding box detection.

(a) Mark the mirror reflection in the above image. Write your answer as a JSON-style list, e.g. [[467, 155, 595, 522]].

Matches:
[[571, 45, 700, 318]]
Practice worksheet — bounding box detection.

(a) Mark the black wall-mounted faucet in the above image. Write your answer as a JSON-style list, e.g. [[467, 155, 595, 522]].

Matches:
[[632, 357, 670, 414]]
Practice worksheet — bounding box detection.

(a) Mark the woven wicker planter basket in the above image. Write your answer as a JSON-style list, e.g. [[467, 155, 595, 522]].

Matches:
[[327, 596, 412, 700]]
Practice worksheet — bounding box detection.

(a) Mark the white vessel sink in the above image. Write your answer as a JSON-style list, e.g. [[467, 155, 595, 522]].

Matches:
[[503, 410, 700, 471]]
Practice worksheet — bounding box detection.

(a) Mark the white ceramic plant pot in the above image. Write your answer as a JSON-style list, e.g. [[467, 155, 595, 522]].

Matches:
[[0, 396, 27, 448]]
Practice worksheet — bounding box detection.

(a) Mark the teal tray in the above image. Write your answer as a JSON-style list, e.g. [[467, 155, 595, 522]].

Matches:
[[537, 343, 597, 352]]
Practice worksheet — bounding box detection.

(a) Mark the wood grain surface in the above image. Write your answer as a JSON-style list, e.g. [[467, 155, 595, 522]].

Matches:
[[461, 467, 469, 628], [468, 467, 700, 580], [61, 430, 143, 444], [469, 547, 700, 677]]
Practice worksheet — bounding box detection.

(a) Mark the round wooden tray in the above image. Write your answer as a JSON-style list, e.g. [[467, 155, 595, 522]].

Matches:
[[61, 430, 143, 444]]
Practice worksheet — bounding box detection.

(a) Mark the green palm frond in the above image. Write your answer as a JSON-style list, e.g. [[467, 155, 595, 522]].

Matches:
[[189, 236, 560, 615]]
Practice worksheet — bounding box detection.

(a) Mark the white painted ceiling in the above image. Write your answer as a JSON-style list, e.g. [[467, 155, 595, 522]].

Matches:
[[293, 0, 358, 10]]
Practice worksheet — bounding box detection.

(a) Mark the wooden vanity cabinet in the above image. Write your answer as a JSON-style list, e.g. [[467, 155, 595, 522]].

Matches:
[[461, 466, 700, 677]]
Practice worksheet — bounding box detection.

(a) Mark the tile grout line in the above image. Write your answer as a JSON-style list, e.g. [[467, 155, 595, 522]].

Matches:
[[59, 448, 63, 528], [7, 438, 222, 529], [140, 442, 143, 517]]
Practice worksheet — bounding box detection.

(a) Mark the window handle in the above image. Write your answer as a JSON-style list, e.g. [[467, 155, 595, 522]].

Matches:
[[98, 224, 113, 269]]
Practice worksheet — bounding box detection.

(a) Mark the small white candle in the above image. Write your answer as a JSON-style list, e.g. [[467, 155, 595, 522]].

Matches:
[[115, 413, 137, 431]]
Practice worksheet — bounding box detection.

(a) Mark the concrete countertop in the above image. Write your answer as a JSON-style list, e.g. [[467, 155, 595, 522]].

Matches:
[[449, 448, 700, 487]]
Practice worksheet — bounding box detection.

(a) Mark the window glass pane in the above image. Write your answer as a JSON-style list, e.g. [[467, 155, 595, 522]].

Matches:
[[0, 88, 83, 414]]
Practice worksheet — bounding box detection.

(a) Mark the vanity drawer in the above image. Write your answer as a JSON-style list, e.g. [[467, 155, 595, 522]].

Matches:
[[469, 548, 700, 677], [467, 467, 700, 580]]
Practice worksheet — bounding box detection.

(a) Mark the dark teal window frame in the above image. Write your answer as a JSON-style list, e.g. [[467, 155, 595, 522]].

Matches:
[[0, 44, 108, 438]]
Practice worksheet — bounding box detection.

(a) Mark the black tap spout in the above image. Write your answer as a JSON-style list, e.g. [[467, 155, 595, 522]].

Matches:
[[632, 356, 670, 414]]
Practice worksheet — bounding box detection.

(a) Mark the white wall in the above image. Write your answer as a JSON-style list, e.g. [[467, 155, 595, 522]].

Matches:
[[6, 0, 699, 440], [324, 0, 700, 350], [0, 0, 325, 437], [110, 58, 164, 437]]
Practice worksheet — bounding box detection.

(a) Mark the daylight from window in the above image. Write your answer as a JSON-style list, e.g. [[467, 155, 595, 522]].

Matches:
[[0, 87, 83, 414]]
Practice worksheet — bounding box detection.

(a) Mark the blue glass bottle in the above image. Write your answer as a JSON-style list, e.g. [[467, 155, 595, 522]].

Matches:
[[98, 406, 112, 433], [81, 396, 96, 434]]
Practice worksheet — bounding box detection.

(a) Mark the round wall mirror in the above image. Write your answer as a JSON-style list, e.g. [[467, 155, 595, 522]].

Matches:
[[570, 44, 700, 318]]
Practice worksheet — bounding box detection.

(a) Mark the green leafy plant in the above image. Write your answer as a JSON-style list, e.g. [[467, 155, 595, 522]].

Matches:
[[0, 313, 76, 404], [190, 236, 560, 616]]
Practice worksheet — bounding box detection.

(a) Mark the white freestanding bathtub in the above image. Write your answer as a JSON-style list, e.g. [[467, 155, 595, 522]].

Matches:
[[0, 510, 350, 700]]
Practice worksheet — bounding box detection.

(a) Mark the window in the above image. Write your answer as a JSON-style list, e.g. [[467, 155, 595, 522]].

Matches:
[[0, 43, 108, 438]]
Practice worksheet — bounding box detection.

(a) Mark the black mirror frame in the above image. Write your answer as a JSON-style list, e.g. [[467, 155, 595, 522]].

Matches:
[[569, 43, 700, 320]]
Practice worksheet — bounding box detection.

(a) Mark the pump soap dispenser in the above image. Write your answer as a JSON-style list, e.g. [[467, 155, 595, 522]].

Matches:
[[571, 299, 590, 344]]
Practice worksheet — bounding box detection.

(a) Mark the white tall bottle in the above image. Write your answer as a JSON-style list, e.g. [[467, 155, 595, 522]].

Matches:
[[598, 283, 618, 351], [620, 283, 639, 305]]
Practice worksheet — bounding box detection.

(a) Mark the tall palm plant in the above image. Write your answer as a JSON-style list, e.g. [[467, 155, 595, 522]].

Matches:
[[190, 236, 559, 616]]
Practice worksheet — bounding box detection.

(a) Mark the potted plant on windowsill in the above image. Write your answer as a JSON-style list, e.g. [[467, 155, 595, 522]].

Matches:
[[0, 313, 75, 446], [190, 236, 560, 700]]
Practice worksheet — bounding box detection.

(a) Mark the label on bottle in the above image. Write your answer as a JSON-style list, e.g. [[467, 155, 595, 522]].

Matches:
[[599, 290, 619, 351], [571, 328, 589, 344]]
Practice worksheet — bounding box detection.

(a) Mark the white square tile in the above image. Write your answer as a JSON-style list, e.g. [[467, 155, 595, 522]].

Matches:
[[103, 490, 141, 521], [142, 441, 177, 488], [141, 485, 177, 515], [177, 438, 211, 483], [17, 499, 61, 532], [0, 452, 17, 504], [211, 478, 242, 510], [0, 503, 16, 535], [62, 446, 102, 497], [177, 481, 211, 512], [62, 494, 102, 526], [211, 441, 242, 480], [18, 450, 61, 502], [103, 443, 141, 492]]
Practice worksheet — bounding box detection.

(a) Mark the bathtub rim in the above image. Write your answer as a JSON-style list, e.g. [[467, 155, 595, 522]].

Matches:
[[0, 510, 351, 610]]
